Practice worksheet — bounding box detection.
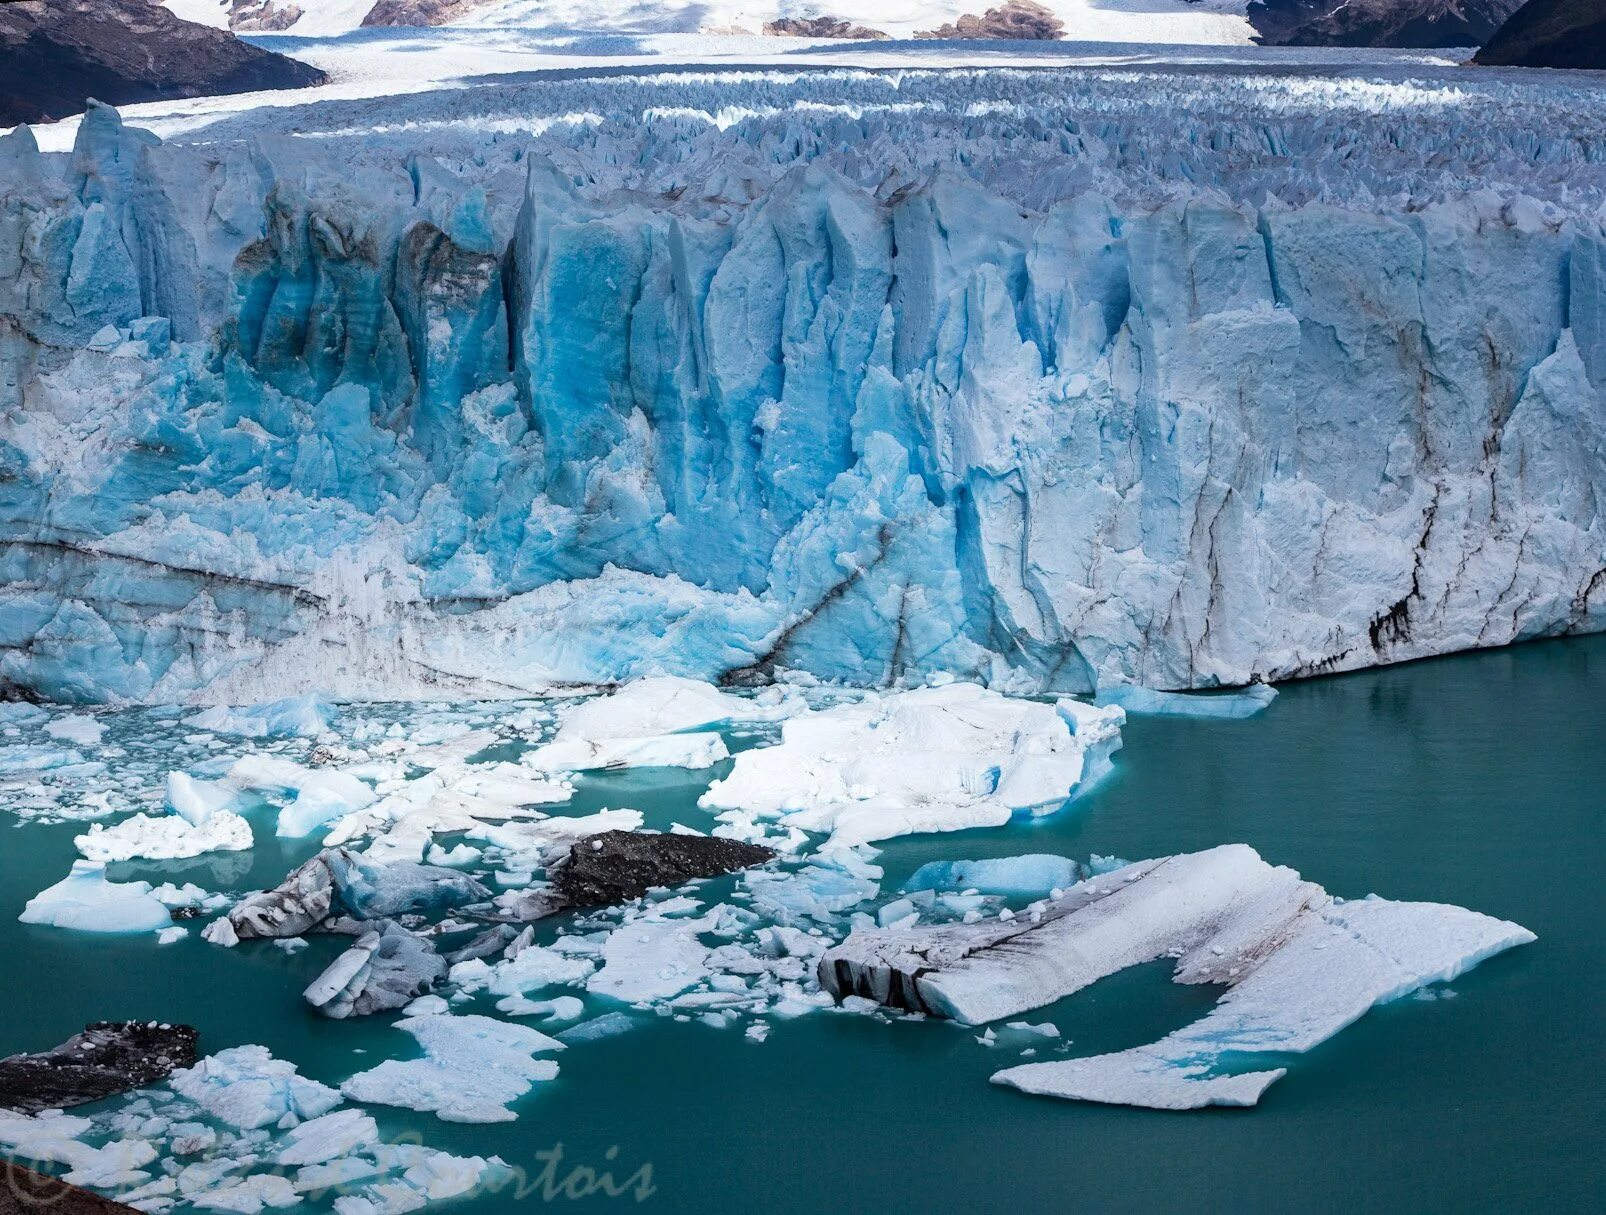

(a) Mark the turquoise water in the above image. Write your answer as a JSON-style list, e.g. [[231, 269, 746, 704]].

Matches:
[[2, 639, 1602, 1213]]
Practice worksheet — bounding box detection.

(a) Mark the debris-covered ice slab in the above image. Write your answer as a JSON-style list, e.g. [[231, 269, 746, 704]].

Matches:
[[702, 684, 1124, 846], [304, 922, 446, 1019], [819, 844, 1533, 1108], [206, 847, 488, 943], [552, 830, 776, 910]]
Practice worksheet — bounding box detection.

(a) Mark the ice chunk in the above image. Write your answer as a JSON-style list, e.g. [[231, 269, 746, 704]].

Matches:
[[523, 679, 770, 773], [75, 809, 252, 862], [905, 855, 1081, 899], [305, 923, 446, 1019], [170, 1046, 342, 1129], [166, 771, 239, 824], [340, 1014, 562, 1123], [274, 1109, 379, 1166], [276, 771, 376, 839], [19, 862, 173, 933], [1092, 684, 1277, 720], [702, 684, 1123, 847], [186, 695, 339, 738], [556, 1012, 636, 1045], [43, 715, 106, 745]]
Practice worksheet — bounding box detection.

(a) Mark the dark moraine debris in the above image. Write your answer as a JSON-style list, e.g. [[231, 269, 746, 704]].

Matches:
[[0, 1162, 142, 1214], [0, 1022, 199, 1115], [554, 831, 776, 909]]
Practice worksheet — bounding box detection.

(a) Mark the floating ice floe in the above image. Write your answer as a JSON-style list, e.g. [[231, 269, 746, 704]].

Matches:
[[185, 694, 339, 739], [19, 862, 174, 934], [169, 1045, 343, 1130], [819, 844, 1534, 1109], [340, 1014, 563, 1124], [1092, 683, 1277, 720], [43, 715, 107, 746], [523, 677, 791, 773], [75, 809, 253, 863], [702, 683, 1124, 847]]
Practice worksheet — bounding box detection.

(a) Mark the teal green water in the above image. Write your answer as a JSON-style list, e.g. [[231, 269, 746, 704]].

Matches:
[[2, 639, 1602, 1213]]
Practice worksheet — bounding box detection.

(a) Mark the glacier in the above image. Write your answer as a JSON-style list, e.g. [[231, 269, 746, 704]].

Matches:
[[2, 63, 1605, 705]]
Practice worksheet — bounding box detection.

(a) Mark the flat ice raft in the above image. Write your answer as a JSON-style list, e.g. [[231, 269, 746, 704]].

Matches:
[[818, 845, 1533, 1109]]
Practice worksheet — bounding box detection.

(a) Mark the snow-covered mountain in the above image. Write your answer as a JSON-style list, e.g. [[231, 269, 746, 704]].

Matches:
[[1249, 0, 1523, 47], [3, 65, 1603, 703], [163, 0, 1256, 43]]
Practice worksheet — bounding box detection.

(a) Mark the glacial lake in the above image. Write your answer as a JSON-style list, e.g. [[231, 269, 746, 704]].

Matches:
[[2, 637, 1601, 1213]]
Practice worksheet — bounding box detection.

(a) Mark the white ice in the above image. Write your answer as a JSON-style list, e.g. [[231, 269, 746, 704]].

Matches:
[[702, 683, 1124, 846], [18, 861, 173, 933], [340, 1014, 563, 1123]]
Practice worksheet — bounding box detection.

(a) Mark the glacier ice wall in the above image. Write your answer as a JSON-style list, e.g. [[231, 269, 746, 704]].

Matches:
[[2, 67, 1604, 702]]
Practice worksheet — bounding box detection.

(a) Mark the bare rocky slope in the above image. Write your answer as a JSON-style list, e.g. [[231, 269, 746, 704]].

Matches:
[[0, 0, 325, 127], [1250, 0, 1523, 46], [1474, 0, 1606, 68]]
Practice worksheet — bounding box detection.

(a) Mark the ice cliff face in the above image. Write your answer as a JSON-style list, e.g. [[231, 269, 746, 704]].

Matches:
[[2, 67, 1605, 703]]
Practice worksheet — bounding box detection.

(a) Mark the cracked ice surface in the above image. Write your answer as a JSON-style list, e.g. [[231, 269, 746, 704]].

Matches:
[[2, 63, 1604, 703]]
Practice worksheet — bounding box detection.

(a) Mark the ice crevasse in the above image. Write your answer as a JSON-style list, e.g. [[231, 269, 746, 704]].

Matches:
[[2, 70, 1605, 704]]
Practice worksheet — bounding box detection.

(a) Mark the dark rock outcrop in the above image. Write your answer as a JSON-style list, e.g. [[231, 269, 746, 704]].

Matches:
[[0, 0, 325, 128], [1474, 0, 1606, 67], [1249, 0, 1523, 46], [361, 0, 492, 26], [763, 16, 889, 39], [0, 1022, 199, 1115], [553, 831, 776, 909], [917, 0, 1065, 39]]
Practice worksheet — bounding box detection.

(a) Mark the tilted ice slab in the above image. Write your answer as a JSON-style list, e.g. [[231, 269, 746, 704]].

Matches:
[[818, 845, 1533, 1108], [701, 683, 1124, 847], [3, 63, 1604, 705], [340, 1013, 563, 1123]]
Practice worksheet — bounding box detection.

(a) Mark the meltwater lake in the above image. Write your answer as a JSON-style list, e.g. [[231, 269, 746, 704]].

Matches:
[[2, 637, 1600, 1214]]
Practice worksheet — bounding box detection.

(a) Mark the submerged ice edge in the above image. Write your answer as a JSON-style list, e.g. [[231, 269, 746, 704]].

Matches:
[[2, 67, 1605, 705]]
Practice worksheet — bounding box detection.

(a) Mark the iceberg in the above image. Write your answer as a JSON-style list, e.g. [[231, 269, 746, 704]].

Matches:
[[818, 845, 1534, 1108], [701, 683, 1124, 846], [340, 1014, 563, 1123], [274, 770, 376, 838], [19, 861, 174, 934]]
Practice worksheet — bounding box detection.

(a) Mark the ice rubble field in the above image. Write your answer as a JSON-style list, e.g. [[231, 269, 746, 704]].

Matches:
[[3, 62, 1606, 704], [0, 678, 1534, 1211]]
